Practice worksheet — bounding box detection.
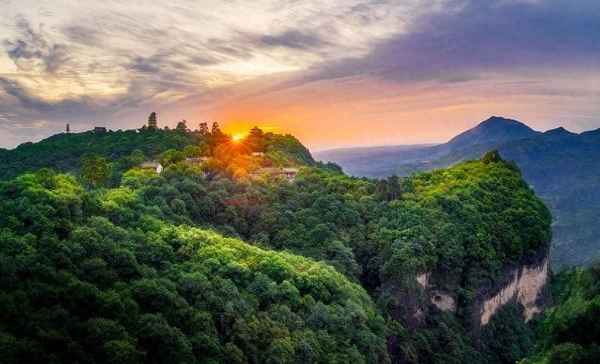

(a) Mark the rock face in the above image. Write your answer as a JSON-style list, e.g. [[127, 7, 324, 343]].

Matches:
[[479, 256, 549, 325], [386, 247, 550, 364], [413, 248, 550, 328]]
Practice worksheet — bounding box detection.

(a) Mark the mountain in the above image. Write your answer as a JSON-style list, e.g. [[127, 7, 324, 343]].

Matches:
[[445, 116, 539, 151], [315, 144, 435, 177], [316, 117, 600, 269], [0, 128, 553, 364], [316, 117, 538, 177]]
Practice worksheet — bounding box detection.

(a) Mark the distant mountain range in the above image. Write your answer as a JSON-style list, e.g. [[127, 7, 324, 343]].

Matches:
[[316, 116, 600, 268]]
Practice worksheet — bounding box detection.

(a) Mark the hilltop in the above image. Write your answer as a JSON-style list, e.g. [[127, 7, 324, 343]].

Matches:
[[0, 124, 553, 364], [0, 124, 315, 182], [316, 116, 600, 268]]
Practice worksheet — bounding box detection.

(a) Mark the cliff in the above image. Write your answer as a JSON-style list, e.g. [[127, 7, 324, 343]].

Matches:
[[377, 155, 552, 363], [478, 253, 549, 326], [408, 246, 550, 328]]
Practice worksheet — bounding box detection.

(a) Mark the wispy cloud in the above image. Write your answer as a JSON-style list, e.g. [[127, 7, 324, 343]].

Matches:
[[0, 0, 599, 148], [4, 17, 71, 74], [259, 30, 329, 50]]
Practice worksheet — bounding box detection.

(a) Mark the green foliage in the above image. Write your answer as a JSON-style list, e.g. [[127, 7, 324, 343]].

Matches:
[[392, 158, 551, 282], [0, 129, 197, 180], [317, 121, 600, 269], [0, 127, 316, 186], [0, 170, 389, 363], [0, 130, 553, 364], [482, 150, 502, 164], [481, 304, 536, 364], [521, 264, 600, 364], [159, 149, 185, 167], [244, 126, 266, 152], [112, 153, 549, 363], [81, 154, 112, 187], [176, 120, 188, 132], [263, 133, 315, 166]]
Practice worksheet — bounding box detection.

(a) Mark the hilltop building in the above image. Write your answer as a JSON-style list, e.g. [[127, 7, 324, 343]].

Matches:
[[148, 112, 158, 130], [250, 167, 299, 182], [282, 168, 299, 181], [94, 127, 107, 133], [139, 161, 163, 174], [185, 157, 210, 164]]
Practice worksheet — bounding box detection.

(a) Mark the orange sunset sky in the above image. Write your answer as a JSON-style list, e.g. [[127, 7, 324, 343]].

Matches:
[[1, 1, 600, 150]]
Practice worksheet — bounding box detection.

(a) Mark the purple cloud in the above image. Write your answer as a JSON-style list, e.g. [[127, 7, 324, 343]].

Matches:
[[309, 0, 600, 83]]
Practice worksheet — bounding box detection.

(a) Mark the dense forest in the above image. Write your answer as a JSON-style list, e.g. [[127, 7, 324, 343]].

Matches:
[[1, 122, 595, 363], [0, 171, 389, 363], [316, 116, 600, 269]]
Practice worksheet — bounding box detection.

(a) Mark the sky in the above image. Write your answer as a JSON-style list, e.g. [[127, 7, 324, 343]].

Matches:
[[1, 0, 600, 150]]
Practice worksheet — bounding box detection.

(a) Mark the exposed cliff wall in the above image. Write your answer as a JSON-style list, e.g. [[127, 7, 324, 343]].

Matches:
[[411, 247, 550, 328], [479, 256, 549, 325]]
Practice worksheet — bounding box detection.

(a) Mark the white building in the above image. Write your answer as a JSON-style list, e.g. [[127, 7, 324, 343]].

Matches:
[[250, 167, 299, 182], [139, 161, 163, 174]]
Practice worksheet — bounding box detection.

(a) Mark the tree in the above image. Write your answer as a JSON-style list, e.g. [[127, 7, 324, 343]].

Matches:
[[81, 154, 111, 187], [121, 150, 146, 170], [482, 150, 502, 164], [374, 176, 402, 201], [375, 180, 388, 201], [176, 120, 188, 132], [387, 175, 402, 200], [210, 122, 230, 146], [148, 112, 158, 130], [183, 145, 201, 158], [199, 122, 209, 136], [245, 126, 265, 152], [160, 149, 185, 166], [211, 122, 221, 135]]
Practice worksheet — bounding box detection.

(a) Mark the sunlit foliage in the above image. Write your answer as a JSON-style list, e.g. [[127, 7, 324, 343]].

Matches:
[[0, 170, 389, 363]]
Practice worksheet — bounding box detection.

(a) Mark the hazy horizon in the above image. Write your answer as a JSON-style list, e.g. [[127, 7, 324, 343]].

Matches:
[[3, 114, 597, 153], [2, 0, 600, 150]]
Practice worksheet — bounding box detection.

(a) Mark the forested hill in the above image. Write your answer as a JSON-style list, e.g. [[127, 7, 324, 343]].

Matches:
[[0, 124, 554, 364], [316, 117, 600, 269], [0, 171, 389, 363], [0, 125, 315, 181], [0, 129, 196, 180]]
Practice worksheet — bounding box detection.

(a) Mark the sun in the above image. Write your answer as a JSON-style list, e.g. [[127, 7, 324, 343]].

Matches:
[[232, 133, 245, 143]]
